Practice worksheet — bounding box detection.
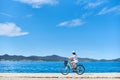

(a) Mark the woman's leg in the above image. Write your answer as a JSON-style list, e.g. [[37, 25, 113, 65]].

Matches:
[[72, 62, 76, 71]]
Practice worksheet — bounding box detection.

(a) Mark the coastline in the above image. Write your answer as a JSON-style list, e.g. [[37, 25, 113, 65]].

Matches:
[[0, 73, 120, 80]]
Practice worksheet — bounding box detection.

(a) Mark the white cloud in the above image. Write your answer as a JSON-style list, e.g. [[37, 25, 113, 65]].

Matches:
[[58, 19, 85, 27], [98, 6, 120, 15], [81, 12, 93, 18], [76, 0, 108, 9], [15, 0, 58, 8], [0, 12, 13, 18], [85, 1, 104, 9], [0, 23, 29, 37]]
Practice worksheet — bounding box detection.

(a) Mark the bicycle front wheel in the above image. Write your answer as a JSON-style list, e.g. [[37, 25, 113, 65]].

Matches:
[[76, 64, 85, 75], [60, 66, 70, 75]]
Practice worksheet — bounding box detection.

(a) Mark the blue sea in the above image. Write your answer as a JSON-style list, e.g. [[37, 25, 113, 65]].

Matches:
[[0, 61, 120, 73]]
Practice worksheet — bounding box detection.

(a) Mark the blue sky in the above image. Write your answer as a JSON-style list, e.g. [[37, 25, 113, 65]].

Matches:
[[0, 0, 120, 59]]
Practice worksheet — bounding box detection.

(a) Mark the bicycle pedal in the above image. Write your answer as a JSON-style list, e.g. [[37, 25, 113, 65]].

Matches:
[[72, 70, 76, 72]]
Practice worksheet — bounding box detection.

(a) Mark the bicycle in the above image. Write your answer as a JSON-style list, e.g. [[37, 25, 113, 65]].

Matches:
[[60, 60, 85, 75]]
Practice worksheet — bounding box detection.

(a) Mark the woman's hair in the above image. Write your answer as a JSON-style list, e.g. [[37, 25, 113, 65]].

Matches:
[[72, 52, 76, 55]]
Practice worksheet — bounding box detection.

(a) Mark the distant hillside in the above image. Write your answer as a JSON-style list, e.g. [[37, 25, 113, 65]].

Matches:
[[0, 54, 67, 61], [0, 54, 120, 62]]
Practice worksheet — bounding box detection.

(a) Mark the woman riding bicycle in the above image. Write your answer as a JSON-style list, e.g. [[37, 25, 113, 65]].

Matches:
[[61, 51, 85, 75], [68, 51, 78, 71]]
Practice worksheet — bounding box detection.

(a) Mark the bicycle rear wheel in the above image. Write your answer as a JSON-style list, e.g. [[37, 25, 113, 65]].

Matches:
[[60, 66, 70, 75], [76, 64, 85, 75]]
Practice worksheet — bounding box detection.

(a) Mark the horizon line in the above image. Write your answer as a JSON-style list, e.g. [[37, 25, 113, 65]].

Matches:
[[0, 54, 119, 60]]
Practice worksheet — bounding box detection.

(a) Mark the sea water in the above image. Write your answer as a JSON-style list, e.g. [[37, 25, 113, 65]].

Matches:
[[0, 61, 120, 73]]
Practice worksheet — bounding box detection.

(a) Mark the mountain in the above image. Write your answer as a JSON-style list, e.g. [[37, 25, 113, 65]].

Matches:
[[0, 54, 120, 61], [0, 54, 66, 61], [78, 58, 97, 62]]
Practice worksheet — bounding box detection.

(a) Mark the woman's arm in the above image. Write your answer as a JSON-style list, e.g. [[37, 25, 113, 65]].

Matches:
[[68, 56, 73, 60]]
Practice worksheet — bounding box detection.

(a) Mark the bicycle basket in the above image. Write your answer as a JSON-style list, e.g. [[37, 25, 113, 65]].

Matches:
[[64, 60, 68, 66]]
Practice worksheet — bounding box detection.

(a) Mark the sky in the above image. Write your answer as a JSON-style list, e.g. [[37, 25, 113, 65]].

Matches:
[[0, 0, 120, 59]]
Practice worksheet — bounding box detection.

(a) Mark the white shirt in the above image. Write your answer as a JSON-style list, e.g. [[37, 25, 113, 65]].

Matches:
[[71, 55, 78, 61]]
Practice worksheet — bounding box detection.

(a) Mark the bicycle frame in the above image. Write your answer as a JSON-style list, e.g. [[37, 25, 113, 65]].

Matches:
[[66, 60, 76, 70], [61, 60, 85, 75]]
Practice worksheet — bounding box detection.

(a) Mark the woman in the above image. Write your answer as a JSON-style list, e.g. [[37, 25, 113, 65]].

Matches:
[[69, 51, 78, 71]]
